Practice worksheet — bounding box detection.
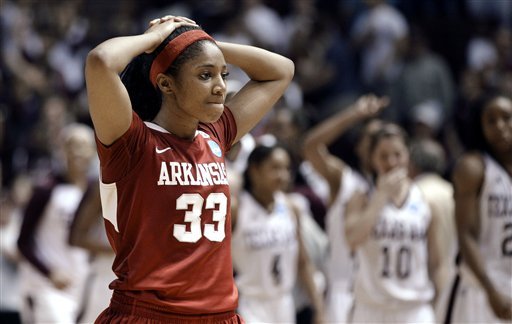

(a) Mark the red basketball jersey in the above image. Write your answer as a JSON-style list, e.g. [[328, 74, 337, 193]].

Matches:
[[95, 108, 238, 314]]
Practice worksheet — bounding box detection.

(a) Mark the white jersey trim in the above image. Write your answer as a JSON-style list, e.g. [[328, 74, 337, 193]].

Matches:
[[145, 121, 200, 138], [99, 178, 119, 232]]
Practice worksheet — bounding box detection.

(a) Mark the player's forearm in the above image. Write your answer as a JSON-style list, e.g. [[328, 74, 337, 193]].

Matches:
[[304, 104, 365, 149], [217, 42, 294, 82], [298, 255, 324, 314], [459, 232, 497, 294], [87, 33, 161, 74], [345, 193, 387, 249]]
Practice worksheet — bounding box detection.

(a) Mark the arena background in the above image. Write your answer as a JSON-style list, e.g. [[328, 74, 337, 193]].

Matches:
[[0, 0, 511, 323]]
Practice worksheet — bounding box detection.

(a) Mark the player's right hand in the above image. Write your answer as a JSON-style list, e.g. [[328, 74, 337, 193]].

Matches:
[[353, 94, 389, 119], [376, 167, 408, 198], [144, 15, 198, 53]]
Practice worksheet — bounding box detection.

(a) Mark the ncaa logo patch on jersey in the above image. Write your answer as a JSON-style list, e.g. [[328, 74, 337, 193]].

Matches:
[[208, 140, 222, 157], [408, 203, 419, 212], [275, 202, 289, 217]]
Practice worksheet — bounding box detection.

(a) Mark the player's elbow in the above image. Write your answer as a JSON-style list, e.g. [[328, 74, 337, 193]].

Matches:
[[86, 47, 115, 74]]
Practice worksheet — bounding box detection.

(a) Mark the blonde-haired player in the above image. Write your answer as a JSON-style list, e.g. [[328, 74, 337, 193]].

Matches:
[[345, 124, 443, 323], [302, 94, 388, 322]]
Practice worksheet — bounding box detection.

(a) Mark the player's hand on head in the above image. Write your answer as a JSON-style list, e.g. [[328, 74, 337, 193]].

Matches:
[[145, 15, 198, 53], [148, 15, 196, 27]]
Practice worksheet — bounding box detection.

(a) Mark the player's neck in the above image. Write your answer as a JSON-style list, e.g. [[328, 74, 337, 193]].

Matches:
[[250, 188, 274, 212], [153, 106, 199, 140], [490, 148, 512, 177], [390, 179, 411, 208]]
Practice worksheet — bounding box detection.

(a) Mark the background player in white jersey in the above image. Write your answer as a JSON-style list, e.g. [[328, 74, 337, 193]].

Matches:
[[344, 123, 443, 323], [16, 123, 96, 323], [450, 93, 512, 322], [302, 94, 388, 322], [69, 178, 116, 324], [231, 144, 324, 323]]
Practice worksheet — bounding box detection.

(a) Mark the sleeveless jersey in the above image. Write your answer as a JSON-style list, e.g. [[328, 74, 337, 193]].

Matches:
[[96, 109, 238, 314], [325, 167, 368, 284], [354, 184, 434, 308], [459, 154, 512, 297], [231, 191, 299, 299]]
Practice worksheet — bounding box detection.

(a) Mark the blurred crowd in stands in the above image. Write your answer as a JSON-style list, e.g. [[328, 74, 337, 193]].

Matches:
[[0, 0, 511, 322]]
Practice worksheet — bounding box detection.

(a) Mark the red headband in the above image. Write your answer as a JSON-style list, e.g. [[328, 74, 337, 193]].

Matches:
[[150, 29, 214, 88]]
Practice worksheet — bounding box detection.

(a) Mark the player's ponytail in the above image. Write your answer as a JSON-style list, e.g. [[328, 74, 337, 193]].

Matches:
[[120, 53, 160, 121]]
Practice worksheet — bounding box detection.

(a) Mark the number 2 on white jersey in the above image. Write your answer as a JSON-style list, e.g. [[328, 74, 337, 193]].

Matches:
[[173, 193, 227, 243]]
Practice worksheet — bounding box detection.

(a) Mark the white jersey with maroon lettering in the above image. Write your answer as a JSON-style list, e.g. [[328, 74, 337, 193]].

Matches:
[[451, 154, 512, 323], [325, 167, 368, 322], [354, 184, 434, 310], [232, 190, 299, 323]]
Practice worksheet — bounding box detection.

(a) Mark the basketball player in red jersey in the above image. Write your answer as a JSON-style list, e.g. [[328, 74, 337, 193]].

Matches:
[[85, 15, 294, 323]]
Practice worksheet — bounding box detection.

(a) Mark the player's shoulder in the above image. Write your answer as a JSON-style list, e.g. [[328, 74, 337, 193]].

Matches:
[[452, 151, 485, 193], [454, 151, 485, 175]]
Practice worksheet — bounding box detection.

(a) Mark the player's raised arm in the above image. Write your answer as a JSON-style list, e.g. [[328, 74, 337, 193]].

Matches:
[[85, 16, 197, 145], [303, 94, 388, 204], [220, 42, 294, 143]]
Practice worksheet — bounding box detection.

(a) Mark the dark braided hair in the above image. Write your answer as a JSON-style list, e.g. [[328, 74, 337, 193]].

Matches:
[[120, 25, 216, 121]]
